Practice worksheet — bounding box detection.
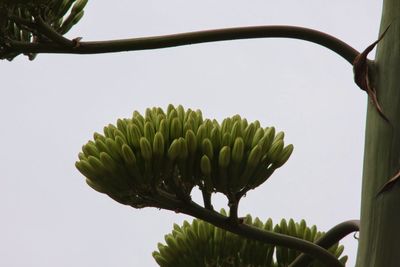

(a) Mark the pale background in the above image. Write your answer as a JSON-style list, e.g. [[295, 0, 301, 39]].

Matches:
[[0, 1, 383, 266]]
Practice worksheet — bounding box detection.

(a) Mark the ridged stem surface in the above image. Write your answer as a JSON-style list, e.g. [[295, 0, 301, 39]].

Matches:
[[356, 1, 400, 266]]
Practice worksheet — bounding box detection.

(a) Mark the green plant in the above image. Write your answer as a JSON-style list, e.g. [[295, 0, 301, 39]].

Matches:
[[3, 1, 400, 266]]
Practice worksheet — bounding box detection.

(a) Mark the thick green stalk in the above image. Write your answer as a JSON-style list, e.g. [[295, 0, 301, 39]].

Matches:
[[356, 1, 400, 266]]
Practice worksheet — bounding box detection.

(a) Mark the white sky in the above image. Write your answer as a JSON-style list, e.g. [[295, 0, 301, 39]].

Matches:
[[0, 1, 383, 266]]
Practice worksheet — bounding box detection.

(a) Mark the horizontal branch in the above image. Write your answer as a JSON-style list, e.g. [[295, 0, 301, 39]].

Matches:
[[4, 25, 359, 64]]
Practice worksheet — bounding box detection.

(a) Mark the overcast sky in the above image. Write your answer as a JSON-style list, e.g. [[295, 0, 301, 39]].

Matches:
[[0, 1, 383, 266]]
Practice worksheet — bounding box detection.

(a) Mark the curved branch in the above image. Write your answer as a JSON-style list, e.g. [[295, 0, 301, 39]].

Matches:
[[181, 200, 344, 267], [290, 219, 360, 267], [5, 25, 359, 64]]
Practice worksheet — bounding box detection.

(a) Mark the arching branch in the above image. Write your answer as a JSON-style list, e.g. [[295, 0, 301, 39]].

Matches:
[[169, 198, 345, 267], [2, 25, 359, 64], [290, 219, 360, 267]]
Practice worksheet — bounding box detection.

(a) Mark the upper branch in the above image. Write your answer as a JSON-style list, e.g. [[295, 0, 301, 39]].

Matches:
[[4, 25, 360, 64]]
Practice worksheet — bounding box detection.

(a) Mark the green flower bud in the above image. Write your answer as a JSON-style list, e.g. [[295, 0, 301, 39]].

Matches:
[[221, 132, 232, 147], [93, 132, 106, 142], [167, 104, 176, 116], [185, 130, 197, 155], [128, 124, 142, 150], [243, 123, 256, 149], [87, 155, 105, 173], [273, 144, 294, 168], [230, 120, 241, 140], [274, 131, 285, 142], [168, 139, 181, 161], [210, 127, 221, 151], [251, 127, 264, 148], [139, 137, 152, 161], [202, 138, 214, 160], [170, 117, 182, 140], [178, 137, 188, 160], [247, 144, 262, 167], [105, 138, 122, 161], [232, 137, 244, 163], [260, 127, 275, 154], [267, 140, 284, 163], [99, 152, 116, 171], [218, 146, 231, 168], [121, 144, 136, 164], [153, 132, 165, 157], [144, 121, 156, 143], [75, 160, 96, 179], [200, 155, 212, 176], [82, 141, 99, 157]]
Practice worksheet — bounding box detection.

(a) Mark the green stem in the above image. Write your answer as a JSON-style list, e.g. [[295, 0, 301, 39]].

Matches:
[[290, 220, 360, 267], [356, 2, 400, 266], [3, 25, 359, 64]]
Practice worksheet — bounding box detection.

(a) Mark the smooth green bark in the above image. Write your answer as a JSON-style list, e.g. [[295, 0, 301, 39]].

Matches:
[[356, 1, 400, 266]]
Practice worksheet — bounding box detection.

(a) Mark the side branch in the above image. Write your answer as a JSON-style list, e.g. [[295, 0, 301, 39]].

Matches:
[[4, 25, 359, 64], [180, 200, 344, 267], [290, 220, 360, 267]]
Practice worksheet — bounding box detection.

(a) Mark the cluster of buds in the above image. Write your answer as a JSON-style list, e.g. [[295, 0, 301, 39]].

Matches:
[[153, 210, 348, 267], [0, 0, 87, 60], [76, 105, 294, 209]]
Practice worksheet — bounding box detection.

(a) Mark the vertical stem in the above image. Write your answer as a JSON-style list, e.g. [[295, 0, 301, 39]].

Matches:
[[228, 200, 239, 223], [201, 189, 214, 210], [356, 1, 400, 266]]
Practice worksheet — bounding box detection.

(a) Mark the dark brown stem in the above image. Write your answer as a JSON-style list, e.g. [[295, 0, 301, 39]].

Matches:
[[201, 189, 214, 211], [3, 25, 359, 64], [180, 200, 344, 267], [290, 220, 360, 267], [141, 190, 343, 266]]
